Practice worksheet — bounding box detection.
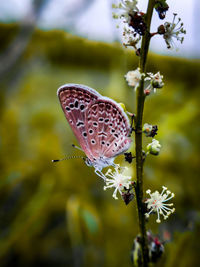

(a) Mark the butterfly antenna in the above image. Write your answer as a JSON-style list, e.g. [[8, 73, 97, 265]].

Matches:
[[52, 155, 85, 163], [72, 144, 83, 152]]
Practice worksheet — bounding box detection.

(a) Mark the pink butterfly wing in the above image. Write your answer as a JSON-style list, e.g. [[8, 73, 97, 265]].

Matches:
[[58, 84, 132, 166], [57, 84, 101, 160], [85, 97, 132, 159]]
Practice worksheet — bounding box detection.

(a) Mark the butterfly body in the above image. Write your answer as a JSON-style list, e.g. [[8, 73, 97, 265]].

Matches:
[[57, 84, 132, 178]]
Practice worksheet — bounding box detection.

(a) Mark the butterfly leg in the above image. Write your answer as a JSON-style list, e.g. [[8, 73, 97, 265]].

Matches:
[[112, 163, 126, 172], [95, 169, 107, 181]]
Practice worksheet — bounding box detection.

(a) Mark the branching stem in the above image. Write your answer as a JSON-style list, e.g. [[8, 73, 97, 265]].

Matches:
[[134, 1, 155, 266]]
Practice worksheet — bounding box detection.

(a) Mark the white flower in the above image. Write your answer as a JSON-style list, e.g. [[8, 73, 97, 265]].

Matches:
[[122, 25, 141, 49], [112, 0, 139, 23], [125, 68, 142, 88], [144, 71, 164, 94], [163, 13, 186, 49], [147, 139, 161, 155], [147, 72, 164, 89], [145, 186, 175, 223], [103, 166, 132, 200]]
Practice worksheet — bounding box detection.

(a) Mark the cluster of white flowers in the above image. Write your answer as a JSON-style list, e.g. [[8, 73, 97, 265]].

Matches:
[[112, 0, 141, 50], [103, 166, 132, 200], [145, 186, 175, 223], [163, 13, 186, 50], [102, 168, 175, 224], [125, 69, 164, 94], [102, 1, 179, 231]]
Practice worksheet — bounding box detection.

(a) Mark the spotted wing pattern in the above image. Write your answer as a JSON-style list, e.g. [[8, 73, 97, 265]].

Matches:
[[57, 83, 132, 165], [57, 84, 101, 160], [86, 98, 132, 159]]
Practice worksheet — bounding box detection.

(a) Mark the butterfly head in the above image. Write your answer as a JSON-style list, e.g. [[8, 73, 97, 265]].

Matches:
[[85, 156, 115, 171]]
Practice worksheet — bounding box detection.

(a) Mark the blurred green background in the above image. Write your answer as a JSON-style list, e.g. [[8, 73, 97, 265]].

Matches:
[[0, 22, 200, 267]]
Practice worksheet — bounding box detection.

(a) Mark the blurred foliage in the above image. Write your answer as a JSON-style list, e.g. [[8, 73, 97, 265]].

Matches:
[[0, 23, 200, 267]]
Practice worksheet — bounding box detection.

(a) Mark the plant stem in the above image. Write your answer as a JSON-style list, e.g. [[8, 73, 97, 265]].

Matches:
[[134, 1, 155, 266]]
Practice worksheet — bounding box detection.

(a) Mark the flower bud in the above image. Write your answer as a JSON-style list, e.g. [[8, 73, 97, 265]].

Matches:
[[149, 237, 164, 263], [147, 232, 164, 263], [143, 123, 158, 137], [131, 232, 164, 265], [131, 237, 142, 266], [150, 72, 164, 89], [155, 0, 169, 20], [147, 139, 161, 155], [144, 89, 151, 96], [157, 24, 165, 34]]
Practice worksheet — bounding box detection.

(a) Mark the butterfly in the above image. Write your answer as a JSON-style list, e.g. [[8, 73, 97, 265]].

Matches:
[[57, 83, 132, 179]]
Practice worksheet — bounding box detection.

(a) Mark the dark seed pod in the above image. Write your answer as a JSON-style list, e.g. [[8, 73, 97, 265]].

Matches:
[[122, 191, 134, 205], [124, 152, 134, 163], [128, 12, 147, 36], [149, 237, 164, 263], [150, 125, 158, 137], [157, 24, 166, 35]]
